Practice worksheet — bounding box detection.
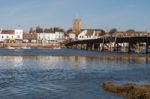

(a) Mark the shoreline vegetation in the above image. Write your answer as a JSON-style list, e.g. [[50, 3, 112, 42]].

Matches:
[[102, 81, 150, 99]]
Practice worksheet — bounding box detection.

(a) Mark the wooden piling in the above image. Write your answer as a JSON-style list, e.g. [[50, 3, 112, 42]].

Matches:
[[101, 36, 105, 51], [128, 37, 131, 53]]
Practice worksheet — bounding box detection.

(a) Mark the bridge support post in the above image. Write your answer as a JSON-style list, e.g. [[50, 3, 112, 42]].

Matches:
[[146, 37, 149, 54], [93, 43, 95, 50], [128, 43, 131, 53], [113, 43, 116, 52], [90, 43, 93, 50], [146, 43, 148, 54], [93, 43, 97, 51], [86, 43, 88, 50], [95, 43, 98, 51], [80, 44, 83, 50], [116, 43, 119, 52], [113, 36, 117, 52], [101, 37, 105, 51], [98, 43, 100, 51], [101, 43, 104, 51], [128, 38, 131, 53], [83, 44, 86, 50], [70, 45, 72, 49]]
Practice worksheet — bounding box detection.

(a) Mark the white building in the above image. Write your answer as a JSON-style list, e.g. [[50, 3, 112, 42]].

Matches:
[[66, 29, 76, 42], [0, 29, 23, 42], [69, 33, 76, 40], [78, 29, 104, 40], [14, 29, 23, 40], [37, 31, 64, 43]]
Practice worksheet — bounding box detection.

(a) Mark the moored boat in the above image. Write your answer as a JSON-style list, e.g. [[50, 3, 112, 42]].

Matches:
[[7, 46, 15, 49]]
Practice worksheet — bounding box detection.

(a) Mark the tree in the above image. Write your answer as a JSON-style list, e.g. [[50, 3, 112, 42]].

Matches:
[[126, 29, 135, 33], [29, 27, 34, 33], [109, 28, 117, 35], [100, 29, 106, 36], [126, 29, 136, 36], [44, 28, 51, 33], [36, 26, 43, 33], [50, 27, 65, 32]]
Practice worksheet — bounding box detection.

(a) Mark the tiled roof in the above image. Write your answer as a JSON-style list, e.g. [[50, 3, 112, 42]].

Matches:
[[1, 30, 15, 34], [86, 30, 93, 36], [85, 29, 104, 36]]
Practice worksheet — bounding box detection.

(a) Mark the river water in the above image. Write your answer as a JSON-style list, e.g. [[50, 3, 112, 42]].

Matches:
[[0, 49, 149, 99]]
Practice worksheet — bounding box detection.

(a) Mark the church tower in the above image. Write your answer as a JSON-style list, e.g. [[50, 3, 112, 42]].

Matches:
[[72, 18, 81, 36]]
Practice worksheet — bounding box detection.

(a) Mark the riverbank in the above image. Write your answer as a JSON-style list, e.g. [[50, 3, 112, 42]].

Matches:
[[0, 42, 65, 49]]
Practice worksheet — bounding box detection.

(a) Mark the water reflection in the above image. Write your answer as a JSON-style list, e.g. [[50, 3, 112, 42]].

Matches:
[[0, 55, 149, 70], [13, 56, 23, 68], [0, 56, 23, 69], [96, 55, 150, 64]]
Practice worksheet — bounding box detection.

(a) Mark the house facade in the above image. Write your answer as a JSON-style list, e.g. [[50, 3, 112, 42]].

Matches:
[[65, 29, 76, 42], [37, 31, 64, 43], [0, 29, 23, 43], [23, 33, 37, 43]]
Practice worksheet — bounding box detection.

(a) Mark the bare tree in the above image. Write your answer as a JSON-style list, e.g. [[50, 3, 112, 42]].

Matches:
[[126, 29, 135, 33], [36, 26, 43, 33], [29, 27, 34, 33], [126, 29, 136, 36], [109, 28, 117, 36], [100, 29, 106, 36], [50, 27, 65, 32], [44, 28, 51, 33]]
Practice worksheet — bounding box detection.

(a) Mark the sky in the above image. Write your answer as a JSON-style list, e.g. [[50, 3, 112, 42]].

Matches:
[[0, 0, 150, 32]]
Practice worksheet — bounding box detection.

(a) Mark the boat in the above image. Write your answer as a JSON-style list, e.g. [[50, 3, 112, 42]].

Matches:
[[7, 46, 15, 49], [53, 47, 61, 49], [21, 46, 31, 49]]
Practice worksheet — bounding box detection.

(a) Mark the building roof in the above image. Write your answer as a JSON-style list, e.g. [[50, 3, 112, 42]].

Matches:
[[83, 29, 105, 36], [86, 30, 93, 36], [1, 30, 15, 34], [81, 29, 103, 31]]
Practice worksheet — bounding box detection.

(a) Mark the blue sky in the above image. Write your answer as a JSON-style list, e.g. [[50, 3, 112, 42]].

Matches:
[[0, 0, 150, 31]]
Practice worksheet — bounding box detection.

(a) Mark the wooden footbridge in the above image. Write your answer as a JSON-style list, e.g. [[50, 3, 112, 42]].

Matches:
[[65, 36, 150, 54]]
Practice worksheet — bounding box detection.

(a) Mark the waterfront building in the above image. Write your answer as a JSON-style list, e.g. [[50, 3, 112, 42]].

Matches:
[[69, 33, 76, 41], [23, 32, 37, 43], [37, 28, 64, 43], [78, 29, 104, 40], [66, 29, 76, 42], [0, 29, 23, 43]]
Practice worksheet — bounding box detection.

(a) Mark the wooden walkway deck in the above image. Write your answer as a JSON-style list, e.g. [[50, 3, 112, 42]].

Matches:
[[65, 36, 150, 54]]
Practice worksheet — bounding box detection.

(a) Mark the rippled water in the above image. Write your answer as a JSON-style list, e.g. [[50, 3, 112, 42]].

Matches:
[[0, 49, 149, 99]]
